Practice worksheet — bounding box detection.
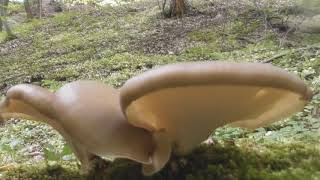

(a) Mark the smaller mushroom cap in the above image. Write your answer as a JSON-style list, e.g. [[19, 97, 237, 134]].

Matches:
[[120, 61, 313, 156]]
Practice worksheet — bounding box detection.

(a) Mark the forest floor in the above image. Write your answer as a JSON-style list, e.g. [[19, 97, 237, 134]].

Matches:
[[0, 0, 319, 179]]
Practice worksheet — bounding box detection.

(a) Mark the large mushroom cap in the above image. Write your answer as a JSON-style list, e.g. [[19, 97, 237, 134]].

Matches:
[[120, 61, 313, 155]]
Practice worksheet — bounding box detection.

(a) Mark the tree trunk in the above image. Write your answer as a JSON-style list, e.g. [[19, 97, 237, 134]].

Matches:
[[24, 0, 34, 19], [2, 19, 16, 39], [170, 0, 187, 17], [38, 0, 42, 18], [0, 18, 3, 32], [0, 0, 17, 40]]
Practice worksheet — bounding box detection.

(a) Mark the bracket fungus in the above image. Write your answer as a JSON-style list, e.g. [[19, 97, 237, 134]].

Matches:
[[0, 61, 313, 176], [0, 81, 154, 174]]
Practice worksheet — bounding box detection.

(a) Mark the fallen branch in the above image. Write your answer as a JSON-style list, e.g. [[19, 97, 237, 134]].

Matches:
[[262, 50, 291, 63], [261, 45, 320, 63], [0, 164, 17, 171]]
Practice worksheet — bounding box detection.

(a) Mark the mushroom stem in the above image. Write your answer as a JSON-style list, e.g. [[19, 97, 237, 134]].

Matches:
[[143, 130, 172, 176], [114, 122, 155, 164]]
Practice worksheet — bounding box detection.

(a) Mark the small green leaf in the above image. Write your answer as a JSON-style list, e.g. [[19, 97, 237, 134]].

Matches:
[[61, 144, 73, 156], [44, 146, 60, 161]]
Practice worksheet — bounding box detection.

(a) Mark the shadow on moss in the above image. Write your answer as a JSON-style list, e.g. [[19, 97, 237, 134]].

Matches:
[[4, 142, 320, 180]]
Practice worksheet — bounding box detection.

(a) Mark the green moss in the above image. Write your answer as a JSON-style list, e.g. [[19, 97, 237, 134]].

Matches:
[[41, 80, 65, 91], [50, 67, 80, 81], [188, 30, 218, 42], [4, 162, 81, 180], [184, 19, 268, 60], [0, 32, 6, 42], [183, 44, 227, 60], [13, 19, 45, 38], [3, 142, 319, 180], [52, 12, 77, 25], [297, 33, 320, 45]]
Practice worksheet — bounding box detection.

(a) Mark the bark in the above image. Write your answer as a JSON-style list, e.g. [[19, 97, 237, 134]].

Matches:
[[24, 0, 33, 19], [3, 20, 16, 40], [170, 0, 187, 17], [0, 0, 17, 40], [0, 18, 2, 32], [38, 0, 42, 18]]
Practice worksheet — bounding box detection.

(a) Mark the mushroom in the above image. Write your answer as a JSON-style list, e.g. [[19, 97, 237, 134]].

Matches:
[[0, 81, 154, 173], [120, 61, 313, 175], [0, 61, 313, 176]]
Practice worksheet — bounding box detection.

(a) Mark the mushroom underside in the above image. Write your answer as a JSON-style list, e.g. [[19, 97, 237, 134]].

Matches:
[[125, 85, 308, 155]]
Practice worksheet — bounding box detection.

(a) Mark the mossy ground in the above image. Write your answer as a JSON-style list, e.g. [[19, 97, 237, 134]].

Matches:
[[0, 0, 319, 179]]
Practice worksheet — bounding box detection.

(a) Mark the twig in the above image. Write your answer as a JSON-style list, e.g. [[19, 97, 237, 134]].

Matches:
[[262, 51, 290, 63], [0, 164, 16, 171], [261, 45, 320, 63]]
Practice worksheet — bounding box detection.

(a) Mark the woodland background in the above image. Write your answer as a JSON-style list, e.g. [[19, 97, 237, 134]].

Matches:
[[0, 0, 319, 179]]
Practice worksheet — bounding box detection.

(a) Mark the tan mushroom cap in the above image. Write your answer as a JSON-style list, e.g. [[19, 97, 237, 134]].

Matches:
[[0, 81, 155, 170], [120, 61, 313, 155]]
